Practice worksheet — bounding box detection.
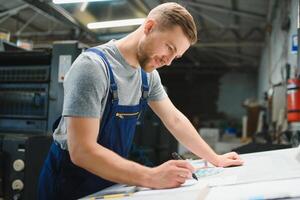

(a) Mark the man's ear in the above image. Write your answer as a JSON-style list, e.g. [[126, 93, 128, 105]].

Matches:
[[144, 19, 155, 35]]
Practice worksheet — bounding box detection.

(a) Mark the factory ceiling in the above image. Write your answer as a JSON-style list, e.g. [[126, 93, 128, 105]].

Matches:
[[0, 0, 280, 72]]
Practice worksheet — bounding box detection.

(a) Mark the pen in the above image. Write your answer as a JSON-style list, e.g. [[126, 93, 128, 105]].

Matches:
[[172, 152, 198, 181]]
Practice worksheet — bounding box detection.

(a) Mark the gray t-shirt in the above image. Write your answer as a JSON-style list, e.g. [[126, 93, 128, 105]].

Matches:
[[53, 40, 167, 150]]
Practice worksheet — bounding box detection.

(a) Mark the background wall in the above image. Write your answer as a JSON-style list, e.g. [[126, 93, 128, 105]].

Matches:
[[217, 72, 257, 121]]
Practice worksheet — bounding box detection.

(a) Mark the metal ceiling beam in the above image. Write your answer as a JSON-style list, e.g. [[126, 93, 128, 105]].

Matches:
[[0, 3, 63, 33], [242, 27, 264, 40], [0, 14, 12, 24], [197, 26, 265, 41], [23, 0, 97, 42], [12, 30, 71, 37], [231, 0, 241, 40], [11, 15, 45, 32], [188, 4, 225, 29], [186, 1, 225, 30], [197, 11, 225, 28], [16, 12, 39, 35], [202, 48, 258, 63], [159, 64, 257, 74], [130, 0, 149, 15], [28, 4, 66, 27], [184, 1, 210, 66], [0, 4, 29, 18], [231, 0, 242, 64], [185, 1, 266, 21], [169, 62, 256, 68], [194, 41, 264, 48]]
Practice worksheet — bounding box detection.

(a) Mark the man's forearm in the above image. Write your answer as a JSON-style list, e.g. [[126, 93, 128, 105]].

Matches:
[[166, 110, 220, 165], [71, 143, 152, 187]]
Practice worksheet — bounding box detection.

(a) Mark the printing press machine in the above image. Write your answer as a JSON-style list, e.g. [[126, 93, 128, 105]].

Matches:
[[0, 41, 82, 200]]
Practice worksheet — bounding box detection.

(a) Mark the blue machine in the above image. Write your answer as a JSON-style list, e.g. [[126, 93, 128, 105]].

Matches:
[[0, 41, 82, 200], [0, 41, 82, 134]]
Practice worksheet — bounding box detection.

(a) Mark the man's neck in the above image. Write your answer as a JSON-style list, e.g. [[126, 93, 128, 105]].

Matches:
[[115, 29, 141, 69]]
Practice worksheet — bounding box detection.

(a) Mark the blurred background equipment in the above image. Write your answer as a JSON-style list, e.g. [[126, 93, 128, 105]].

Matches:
[[0, 41, 82, 200], [287, 78, 300, 147], [0, 29, 10, 42], [0, 50, 51, 134], [0, 134, 52, 200], [0, 41, 82, 134]]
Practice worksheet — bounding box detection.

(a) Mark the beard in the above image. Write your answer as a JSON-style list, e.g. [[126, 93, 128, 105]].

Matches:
[[138, 54, 153, 72], [137, 41, 155, 72]]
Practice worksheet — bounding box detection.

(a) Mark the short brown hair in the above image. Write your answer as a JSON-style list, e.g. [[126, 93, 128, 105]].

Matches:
[[147, 2, 197, 45]]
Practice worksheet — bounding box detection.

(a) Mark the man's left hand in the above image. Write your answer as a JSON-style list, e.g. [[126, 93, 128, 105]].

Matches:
[[215, 152, 244, 167]]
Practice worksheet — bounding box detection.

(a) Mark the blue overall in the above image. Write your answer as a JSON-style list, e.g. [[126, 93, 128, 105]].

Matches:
[[38, 48, 149, 200]]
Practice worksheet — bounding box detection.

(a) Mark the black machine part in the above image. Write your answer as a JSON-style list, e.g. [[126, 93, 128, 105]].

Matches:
[[1, 134, 52, 200]]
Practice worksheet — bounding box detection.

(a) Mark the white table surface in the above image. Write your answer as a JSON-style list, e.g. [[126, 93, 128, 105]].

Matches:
[[83, 146, 300, 200]]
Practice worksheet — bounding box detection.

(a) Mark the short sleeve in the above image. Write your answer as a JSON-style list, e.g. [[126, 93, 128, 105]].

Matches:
[[62, 53, 108, 118], [148, 70, 168, 101]]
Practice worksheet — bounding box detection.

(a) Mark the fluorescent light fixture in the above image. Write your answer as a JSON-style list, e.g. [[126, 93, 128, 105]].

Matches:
[[53, 0, 112, 4], [87, 18, 145, 29]]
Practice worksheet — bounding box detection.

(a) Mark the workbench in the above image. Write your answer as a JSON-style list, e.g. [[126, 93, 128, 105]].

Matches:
[[82, 146, 300, 200]]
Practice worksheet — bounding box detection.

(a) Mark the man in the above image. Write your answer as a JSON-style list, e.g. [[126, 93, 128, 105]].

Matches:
[[38, 2, 243, 200]]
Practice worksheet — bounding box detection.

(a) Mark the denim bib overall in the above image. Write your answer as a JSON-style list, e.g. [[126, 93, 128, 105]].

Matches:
[[38, 48, 149, 200]]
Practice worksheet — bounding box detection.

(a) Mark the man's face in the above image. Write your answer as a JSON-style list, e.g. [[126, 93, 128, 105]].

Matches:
[[137, 22, 191, 72]]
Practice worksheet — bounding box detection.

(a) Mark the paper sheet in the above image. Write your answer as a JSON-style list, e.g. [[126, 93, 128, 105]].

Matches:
[[133, 181, 209, 200], [206, 178, 300, 200], [208, 148, 300, 187]]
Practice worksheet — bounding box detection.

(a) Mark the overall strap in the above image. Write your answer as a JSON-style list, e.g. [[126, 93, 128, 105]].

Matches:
[[140, 69, 149, 108], [86, 48, 119, 104]]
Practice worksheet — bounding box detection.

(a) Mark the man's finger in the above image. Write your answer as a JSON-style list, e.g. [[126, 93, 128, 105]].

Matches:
[[176, 168, 192, 178], [176, 176, 187, 184], [227, 158, 244, 166], [226, 152, 240, 159], [172, 160, 195, 171]]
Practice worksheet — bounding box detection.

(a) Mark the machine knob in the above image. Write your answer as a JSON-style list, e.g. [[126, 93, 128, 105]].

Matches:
[[13, 159, 25, 171], [11, 180, 24, 191], [13, 193, 21, 200]]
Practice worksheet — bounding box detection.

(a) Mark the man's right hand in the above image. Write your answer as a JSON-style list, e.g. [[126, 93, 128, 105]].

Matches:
[[147, 160, 195, 189]]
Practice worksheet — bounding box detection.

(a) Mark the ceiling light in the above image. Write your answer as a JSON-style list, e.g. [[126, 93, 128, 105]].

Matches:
[[87, 18, 145, 29], [53, 0, 113, 4]]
